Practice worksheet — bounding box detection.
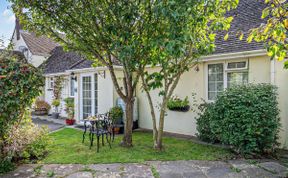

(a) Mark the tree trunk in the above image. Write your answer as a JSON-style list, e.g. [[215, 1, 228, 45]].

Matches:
[[120, 99, 134, 147], [141, 75, 158, 147], [154, 98, 168, 151]]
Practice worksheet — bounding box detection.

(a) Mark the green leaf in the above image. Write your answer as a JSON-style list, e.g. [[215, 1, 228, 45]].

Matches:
[[224, 33, 229, 41]]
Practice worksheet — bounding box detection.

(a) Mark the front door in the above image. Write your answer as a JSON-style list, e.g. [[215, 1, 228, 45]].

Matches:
[[80, 73, 98, 120]]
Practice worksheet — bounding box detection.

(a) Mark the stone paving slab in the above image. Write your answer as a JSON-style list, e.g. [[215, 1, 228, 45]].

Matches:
[[1, 160, 287, 178], [32, 117, 64, 132]]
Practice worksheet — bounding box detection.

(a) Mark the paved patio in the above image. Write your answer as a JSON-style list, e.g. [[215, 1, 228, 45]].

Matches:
[[2, 160, 287, 178], [32, 116, 64, 132]]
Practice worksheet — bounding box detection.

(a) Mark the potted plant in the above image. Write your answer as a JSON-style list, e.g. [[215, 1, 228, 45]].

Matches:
[[64, 97, 75, 125], [167, 96, 190, 112], [52, 99, 60, 119], [33, 99, 51, 115], [109, 106, 123, 134]]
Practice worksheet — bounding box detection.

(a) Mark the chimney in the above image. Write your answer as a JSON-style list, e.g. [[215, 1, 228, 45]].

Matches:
[[15, 8, 23, 40], [15, 17, 21, 40]]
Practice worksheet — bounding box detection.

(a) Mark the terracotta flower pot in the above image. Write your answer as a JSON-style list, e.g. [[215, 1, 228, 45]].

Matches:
[[66, 119, 75, 125], [114, 127, 120, 134]]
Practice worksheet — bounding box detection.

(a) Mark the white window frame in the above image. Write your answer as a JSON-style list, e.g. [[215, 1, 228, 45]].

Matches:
[[69, 76, 76, 97], [47, 77, 54, 90], [206, 59, 249, 101], [80, 73, 98, 120]]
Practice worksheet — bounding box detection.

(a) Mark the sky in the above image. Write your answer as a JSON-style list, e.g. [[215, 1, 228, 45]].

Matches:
[[0, 0, 15, 47]]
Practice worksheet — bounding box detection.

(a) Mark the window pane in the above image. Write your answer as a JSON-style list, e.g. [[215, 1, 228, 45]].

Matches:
[[227, 72, 248, 88], [82, 76, 92, 119], [94, 74, 98, 114], [70, 77, 75, 96], [208, 64, 224, 100], [227, 61, 246, 69]]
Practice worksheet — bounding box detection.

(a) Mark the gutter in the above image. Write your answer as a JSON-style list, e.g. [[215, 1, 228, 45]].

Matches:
[[66, 65, 123, 73], [200, 49, 267, 62]]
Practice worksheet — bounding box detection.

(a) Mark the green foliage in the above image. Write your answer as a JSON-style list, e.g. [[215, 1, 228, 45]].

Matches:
[[109, 106, 123, 123], [247, 0, 287, 64], [196, 84, 281, 155], [167, 96, 189, 110], [64, 98, 74, 119], [52, 76, 64, 113], [0, 50, 44, 171], [0, 112, 50, 173], [21, 127, 51, 162]]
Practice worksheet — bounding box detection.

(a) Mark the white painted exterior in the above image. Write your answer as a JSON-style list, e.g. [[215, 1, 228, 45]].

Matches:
[[42, 51, 288, 149], [11, 30, 48, 67]]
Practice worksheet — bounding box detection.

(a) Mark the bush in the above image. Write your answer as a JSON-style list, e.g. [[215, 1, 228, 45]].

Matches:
[[34, 99, 51, 112], [4, 112, 51, 163], [196, 84, 280, 155], [109, 106, 123, 124], [0, 50, 44, 173]]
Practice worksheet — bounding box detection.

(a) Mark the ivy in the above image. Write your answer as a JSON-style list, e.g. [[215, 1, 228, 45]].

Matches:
[[0, 50, 44, 162]]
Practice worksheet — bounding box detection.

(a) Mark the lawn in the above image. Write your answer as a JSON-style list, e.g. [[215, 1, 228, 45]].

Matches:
[[41, 128, 232, 164]]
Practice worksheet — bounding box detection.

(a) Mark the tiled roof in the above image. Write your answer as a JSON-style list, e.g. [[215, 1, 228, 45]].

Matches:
[[21, 31, 59, 56], [214, 0, 266, 54], [43, 46, 87, 74]]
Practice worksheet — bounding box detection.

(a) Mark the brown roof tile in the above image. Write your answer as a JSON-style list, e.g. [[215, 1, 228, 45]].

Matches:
[[21, 31, 59, 56]]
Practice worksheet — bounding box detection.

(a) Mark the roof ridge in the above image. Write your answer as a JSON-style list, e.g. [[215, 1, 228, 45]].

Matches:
[[69, 58, 86, 70]]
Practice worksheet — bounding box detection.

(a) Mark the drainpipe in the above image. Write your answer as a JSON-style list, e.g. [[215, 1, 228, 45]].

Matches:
[[270, 59, 275, 85]]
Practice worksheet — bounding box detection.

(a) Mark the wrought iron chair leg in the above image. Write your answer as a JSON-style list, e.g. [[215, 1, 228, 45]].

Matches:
[[106, 133, 112, 149], [90, 134, 94, 149], [82, 132, 85, 143], [97, 136, 100, 153], [112, 128, 115, 142]]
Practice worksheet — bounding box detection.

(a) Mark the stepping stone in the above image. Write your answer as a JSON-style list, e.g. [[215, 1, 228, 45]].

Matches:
[[66, 171, 93, 178]]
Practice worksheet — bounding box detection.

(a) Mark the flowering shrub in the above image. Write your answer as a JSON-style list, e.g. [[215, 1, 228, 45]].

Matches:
[[167, 96, 190, 111], [5, 111, 50, 163], [0, 50, 44, 172]]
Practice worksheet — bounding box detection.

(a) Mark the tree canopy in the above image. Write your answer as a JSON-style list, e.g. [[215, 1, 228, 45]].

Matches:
[[247, 0, 287, 67]]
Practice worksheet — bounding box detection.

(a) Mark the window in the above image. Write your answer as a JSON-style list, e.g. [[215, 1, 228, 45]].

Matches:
[[48, 77, 54, 90], [94, 74, 98, 114], [82, 76, 92, 119], [207, 61, 248, 100], [70, 77, 76, 97], [208, 64, 224, 100]]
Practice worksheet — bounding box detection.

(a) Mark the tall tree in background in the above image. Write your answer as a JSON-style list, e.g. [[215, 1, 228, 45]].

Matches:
[[140, 0, 239, 150], [10, 0, 159, 147], [247, 0, 287, 67]]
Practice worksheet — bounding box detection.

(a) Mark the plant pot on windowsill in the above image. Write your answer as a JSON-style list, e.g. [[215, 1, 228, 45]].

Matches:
[[168, 105, 190, 112], [65, 119, 75, 125], [52, 112, 60, 119]]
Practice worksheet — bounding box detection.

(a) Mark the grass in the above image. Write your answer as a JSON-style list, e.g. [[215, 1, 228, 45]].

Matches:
[[41, 128, 232, 164]]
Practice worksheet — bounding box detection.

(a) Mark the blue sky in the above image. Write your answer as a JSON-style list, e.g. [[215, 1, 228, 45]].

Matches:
[[0, 0, 15, 47]]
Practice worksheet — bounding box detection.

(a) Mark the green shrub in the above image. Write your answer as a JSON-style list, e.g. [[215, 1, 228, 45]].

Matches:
[[21, 127, 51, 162], [109, 106, 123, 124], [0, 50, 44, 172], [196, 84, 280, 155]]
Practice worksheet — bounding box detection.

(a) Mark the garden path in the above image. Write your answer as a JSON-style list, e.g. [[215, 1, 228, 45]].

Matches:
[[2, 160, 287, 178]]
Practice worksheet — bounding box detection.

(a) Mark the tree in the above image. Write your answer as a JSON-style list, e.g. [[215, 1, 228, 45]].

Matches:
[[9, 0, 161, 147], [247, 0, 288, 67], [140, 0, 239, 150]]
